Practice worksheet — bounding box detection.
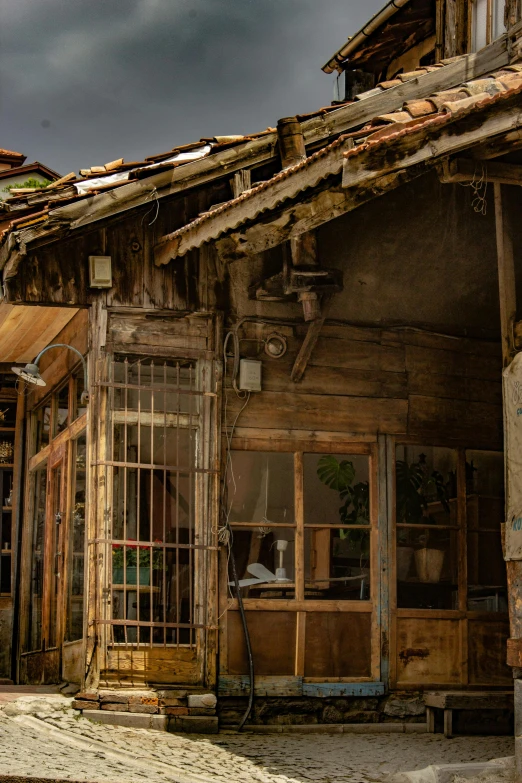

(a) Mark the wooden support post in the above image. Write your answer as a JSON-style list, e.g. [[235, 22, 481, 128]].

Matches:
[[444, 709, 453, 739], [291, 317, 325, 383], [435, 0, 446, 63], [495, 183, 517, 366], [495, 182, 522, 779], [426, 706, 435, 733]]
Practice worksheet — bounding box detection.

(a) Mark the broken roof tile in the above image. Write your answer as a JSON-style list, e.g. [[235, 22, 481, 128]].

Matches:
[[371, 110, 413, 125], [355, 86, 385, 101], [440, 92, 492, 113], [398, 69, 427, 81], [429, 90, 469, 109], [403, 99, 438, 118], [378, 79, 403, 90]]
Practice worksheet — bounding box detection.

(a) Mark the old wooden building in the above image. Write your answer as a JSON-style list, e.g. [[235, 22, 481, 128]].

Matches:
[[1, 0, 522, 734]]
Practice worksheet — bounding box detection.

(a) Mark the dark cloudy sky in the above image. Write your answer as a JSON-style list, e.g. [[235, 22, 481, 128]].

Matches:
[[1, 0, 382, 175]]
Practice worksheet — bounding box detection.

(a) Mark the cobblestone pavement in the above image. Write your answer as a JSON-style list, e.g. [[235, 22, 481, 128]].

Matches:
[[0, 699, 514, 783]]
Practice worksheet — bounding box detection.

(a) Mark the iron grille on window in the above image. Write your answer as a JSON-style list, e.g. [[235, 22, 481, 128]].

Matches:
[[100, 355, 215, 649]]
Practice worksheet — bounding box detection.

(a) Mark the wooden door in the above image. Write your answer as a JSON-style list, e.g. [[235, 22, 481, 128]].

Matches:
[[20, 444, 67, 684]]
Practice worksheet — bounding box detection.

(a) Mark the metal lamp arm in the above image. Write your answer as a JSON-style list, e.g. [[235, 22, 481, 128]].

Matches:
[[34, 344, 89, 402]]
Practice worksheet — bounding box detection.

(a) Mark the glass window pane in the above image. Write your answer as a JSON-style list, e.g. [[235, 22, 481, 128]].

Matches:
[[73, 369, 87, 421], [396, 446, 457, 525], [48, 465, 62, 648], [229, 526, 295, 599], [305, 527, 370, 600], [473, 0, 488, 50], [113, 357, 196, 415], [466, 450, 507, 612], [27, 466, 47, 651], [304, 453, 370, 526], [56, 384, 69, 434], [396, 446, 458, 609], [65, 435, 86, 642], [35, 403, 51, 452], [227, 452, 295, 525], [493, 0, 506, 40]]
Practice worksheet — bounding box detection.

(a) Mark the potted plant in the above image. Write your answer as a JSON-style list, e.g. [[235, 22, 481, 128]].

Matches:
[[316, 455, 370, 556], [112, 540, 164, 586], [396, 453, 450, 583]]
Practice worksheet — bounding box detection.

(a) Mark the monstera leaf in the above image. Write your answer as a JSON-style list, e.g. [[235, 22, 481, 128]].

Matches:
[[316, 455, 355, 494]]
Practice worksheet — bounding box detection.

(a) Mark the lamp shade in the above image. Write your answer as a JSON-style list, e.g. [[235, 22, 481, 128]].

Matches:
[[12, 363, 47, 386]]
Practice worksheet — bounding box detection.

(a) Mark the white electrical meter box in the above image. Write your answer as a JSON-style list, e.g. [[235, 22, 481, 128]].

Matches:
[[239, 359, 262, 392], [89, 255, 113, 288]]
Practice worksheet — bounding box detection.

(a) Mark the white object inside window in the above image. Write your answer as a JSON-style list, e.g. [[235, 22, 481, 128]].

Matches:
[[472, 0, 506, 52]]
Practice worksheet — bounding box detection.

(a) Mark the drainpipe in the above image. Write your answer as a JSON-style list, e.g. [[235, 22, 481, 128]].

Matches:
[[322, 0, 413, 73]]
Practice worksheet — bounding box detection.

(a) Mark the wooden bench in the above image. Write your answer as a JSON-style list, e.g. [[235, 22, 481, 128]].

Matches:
[[425, 691, 513, 738]]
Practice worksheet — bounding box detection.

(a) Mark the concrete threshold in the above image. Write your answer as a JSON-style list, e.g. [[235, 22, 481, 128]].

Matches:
[[224, 722, 427, 734]]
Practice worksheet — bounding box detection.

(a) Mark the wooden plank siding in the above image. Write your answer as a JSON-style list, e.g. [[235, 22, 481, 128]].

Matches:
[[226, 322, 502, 449]]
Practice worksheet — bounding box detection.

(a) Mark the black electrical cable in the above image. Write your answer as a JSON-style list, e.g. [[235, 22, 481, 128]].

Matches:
[[228, 532, 255, 731]]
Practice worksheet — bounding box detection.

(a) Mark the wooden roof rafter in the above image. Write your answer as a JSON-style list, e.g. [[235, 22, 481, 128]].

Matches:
[[154, 87, 522, 264], [0, 34, 511, 283]]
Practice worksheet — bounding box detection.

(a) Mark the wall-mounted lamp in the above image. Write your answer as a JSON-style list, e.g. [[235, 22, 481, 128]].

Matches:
[[12, 343, 89, 403]]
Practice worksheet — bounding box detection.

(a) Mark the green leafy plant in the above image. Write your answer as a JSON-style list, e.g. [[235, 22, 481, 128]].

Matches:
[[4, 177, 51, 193], [112, 541, 164, 570], [316, 455, 370, 552], [395, 453, 449, 525]]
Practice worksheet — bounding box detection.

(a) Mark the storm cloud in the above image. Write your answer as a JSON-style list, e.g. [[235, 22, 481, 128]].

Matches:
[[0, 0, 382, 174]]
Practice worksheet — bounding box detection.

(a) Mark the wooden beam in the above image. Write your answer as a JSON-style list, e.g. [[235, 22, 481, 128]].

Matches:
[[291, 316, 326, 383], [440, 157, 522, 186], [1, 36, 510, 274], [468, 128, 522, 160], [435, 0, 446, 63], [494, 183, 517, 367], [215, 100, 522, 263], [216, 165, 428, 263], [230, 170, 251, 199]]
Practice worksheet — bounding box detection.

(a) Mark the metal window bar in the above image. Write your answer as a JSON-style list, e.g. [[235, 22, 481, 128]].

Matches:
[[100, 356, 214, 650]]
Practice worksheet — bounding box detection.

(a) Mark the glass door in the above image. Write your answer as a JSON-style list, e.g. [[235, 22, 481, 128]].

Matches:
[[46, 457, 64, 650], [21, 445, 66, 683]]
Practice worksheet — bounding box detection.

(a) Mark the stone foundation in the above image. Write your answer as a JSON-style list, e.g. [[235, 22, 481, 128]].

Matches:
[[72, 689, 218, 733], [218, 693, 426, 727]]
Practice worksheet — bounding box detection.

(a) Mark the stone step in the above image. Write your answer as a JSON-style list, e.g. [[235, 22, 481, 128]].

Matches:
[[82, 709, 219, 734]]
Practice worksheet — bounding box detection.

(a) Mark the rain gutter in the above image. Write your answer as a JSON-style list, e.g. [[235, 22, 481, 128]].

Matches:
[[322, 0, 413, 74]]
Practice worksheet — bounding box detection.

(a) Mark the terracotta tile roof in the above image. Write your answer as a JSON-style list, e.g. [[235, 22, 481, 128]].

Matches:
[[0, 53, 515, 251], [152, 64, 522, 259], [0, 148, 24, 158]]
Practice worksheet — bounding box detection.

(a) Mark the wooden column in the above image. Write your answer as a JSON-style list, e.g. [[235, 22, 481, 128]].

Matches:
[[506, 0, 522, 29], [495, 182, 522, 780]]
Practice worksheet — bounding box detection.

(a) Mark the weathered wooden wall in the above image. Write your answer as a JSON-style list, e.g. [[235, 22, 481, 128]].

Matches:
[[6, 179, 231, 314], [227, 315, 502, 450]]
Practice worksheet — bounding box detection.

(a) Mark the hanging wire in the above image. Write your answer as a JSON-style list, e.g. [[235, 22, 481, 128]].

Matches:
[[458, 163, 488, 215], [217, 324, 255, 731], [140, 186, 160, 226]]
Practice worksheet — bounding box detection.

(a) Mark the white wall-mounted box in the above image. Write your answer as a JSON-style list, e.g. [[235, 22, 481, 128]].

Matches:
[[89, 255, 113, 288], [239, 359, 262, 392]]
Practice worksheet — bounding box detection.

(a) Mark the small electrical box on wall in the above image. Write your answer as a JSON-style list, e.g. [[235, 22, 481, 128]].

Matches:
[[239, 359, 262, 392], [89, 255, 113, 288]]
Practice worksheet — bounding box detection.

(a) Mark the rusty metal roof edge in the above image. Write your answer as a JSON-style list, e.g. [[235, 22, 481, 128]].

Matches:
[[158, 83, 522, 262]]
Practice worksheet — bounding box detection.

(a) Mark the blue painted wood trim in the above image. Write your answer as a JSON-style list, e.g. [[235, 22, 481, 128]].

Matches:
[[302, 682, 385, 698], [218, 675, 385, 698]]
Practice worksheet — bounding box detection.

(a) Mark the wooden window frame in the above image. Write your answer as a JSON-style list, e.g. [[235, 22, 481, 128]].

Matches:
[[221, 438, 380, 683], [389, 436, 509, 689]]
